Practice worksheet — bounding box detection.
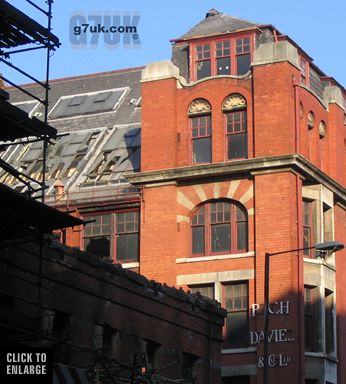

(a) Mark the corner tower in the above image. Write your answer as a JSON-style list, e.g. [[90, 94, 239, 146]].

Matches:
[[128, 9, 346, 384]]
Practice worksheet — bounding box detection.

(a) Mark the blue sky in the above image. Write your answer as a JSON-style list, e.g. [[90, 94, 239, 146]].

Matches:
[[3, 0, 346, 87]]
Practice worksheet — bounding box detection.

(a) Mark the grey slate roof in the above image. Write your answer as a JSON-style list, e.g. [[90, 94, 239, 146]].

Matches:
[[2, 68, 142, 200], [8, 67, 142, 131], [179, 9, 260, 40]]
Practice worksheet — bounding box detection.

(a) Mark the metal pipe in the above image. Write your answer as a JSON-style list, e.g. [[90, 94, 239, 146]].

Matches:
[[0, 75, 46, 105], [263, 252, 270, 384], [0, 58, 47, 88], [262, 241, 344, 383]]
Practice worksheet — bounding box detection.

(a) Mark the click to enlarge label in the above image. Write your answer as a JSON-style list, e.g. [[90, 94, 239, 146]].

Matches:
[[0, 347, 52, 383]]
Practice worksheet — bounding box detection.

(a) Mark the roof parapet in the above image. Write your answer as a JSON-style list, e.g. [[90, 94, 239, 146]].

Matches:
[[253, 40, 300, 69], [323, 86, 345, 111], [141, 60, 182, 83]]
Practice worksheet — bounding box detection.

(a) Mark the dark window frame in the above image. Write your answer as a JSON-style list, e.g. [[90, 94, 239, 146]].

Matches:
[[191, 199, 248, 257], [300, 56, 309, 86], [304, 285, 319, 352], [195, 43, 211, 80], [225, 109, 248, 160], [223, 281, 249, 349], [325, 289, 334, 355], [216, 40, 231, 75], [83, 210, 140, 263], [191, 35, 253, 81], [303, 200, 314, 257], [190, 114, 212, 164], [235, 37, 251, 76], [189, 284, 215, 300]]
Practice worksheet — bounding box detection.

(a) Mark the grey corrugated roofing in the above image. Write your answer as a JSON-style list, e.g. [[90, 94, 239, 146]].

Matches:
[[178, 9, 260, 40]]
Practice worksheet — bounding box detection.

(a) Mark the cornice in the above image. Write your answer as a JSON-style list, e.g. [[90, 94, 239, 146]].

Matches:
[[126, 154, 346, 203]]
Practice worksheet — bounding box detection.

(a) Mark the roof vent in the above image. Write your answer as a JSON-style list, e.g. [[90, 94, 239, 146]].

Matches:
[[205, 9, 221, 18]]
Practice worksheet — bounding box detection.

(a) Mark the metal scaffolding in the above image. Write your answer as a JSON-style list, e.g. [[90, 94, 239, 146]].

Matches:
[[0, 0, 60, 201]]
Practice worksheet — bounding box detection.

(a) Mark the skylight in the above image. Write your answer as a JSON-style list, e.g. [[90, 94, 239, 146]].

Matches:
[[49, 88, 128, 119], [13, 100, 39, 117]]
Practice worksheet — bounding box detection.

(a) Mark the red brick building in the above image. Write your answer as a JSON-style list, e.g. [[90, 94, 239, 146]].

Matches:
[[127, 9, 346, 384], [4, 8, 346, 384]]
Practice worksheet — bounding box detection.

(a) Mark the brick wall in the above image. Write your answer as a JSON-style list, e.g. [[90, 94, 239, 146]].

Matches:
[[0, 236, 225, 383], [137, 54, 346, 383]]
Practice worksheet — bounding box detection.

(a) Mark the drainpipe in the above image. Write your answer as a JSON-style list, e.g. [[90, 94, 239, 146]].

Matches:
[[293, 75, 300, 153], [293, 75, 304, 384]]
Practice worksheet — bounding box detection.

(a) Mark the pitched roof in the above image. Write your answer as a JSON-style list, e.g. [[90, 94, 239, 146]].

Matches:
[[3, 68, 142, 199], [178, 9, 260, 40]]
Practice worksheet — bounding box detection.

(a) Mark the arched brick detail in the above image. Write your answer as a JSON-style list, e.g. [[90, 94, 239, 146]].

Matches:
[[176, 179, 254, 222]]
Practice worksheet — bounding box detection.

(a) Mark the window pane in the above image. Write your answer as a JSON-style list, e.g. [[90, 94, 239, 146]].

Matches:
[[210, 201, 231, 223], [217, 57, 231, 75], [93, 226, 101, 236], [224, 283, 249, 348], [323, 204, 333, 242], [84, 226, 92, 236], [102, 215, 111, 224], [192, 226, 205, 254], [304, 286, 319, 352], [304, 315, 313, 351], [197, 60, 211, 80], [116, 233, 139, 261], [196, 44, 210, 59], [325, 291, 334, 354], [303, 201, 311, 225], [204, 45, 210, 58], [303, 201, 313, 256], [211, 223, 230, 252], [193, 137, 211, 163], [190, 284, 214, 299], [225, 311, 248, 348], [192, 206, 205, 225], [303, 227, 311, 254], [236, 54, 251, 75], [236, 37, 250, 54], [85, 236, 111, 259], [191, 115, 211, 138], [228, 132, 247, 159], [192, 118, 199, 128], [237, 222, 247, 251], [224, 210, 230, 221], [216, 40, 230, 57], [85, 214, 112, 236], [116, 211, 139, 233], [226, 111, 247, 134], [225, 284, 248, 310], [237, 206, 246, 221]]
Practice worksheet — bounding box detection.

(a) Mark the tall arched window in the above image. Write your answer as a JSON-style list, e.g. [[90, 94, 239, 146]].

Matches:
[[191, 199, 248, 256], [188, 99, 212, 164], [222, 94, 248, 160]]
